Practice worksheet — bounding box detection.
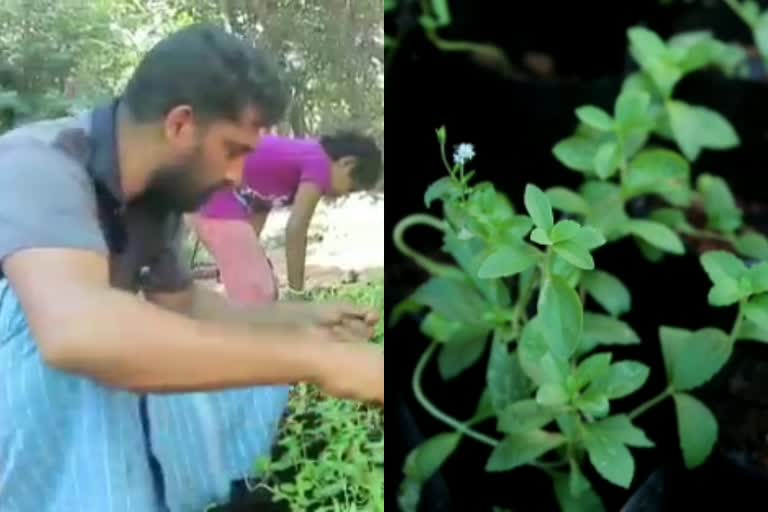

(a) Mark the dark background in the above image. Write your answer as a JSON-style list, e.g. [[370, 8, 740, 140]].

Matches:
[[385, 1, 768, 510]]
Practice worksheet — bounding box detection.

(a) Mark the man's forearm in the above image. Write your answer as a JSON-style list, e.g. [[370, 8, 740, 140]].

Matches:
[[181, 283, 318, 328], [47, 286, 332, 393]]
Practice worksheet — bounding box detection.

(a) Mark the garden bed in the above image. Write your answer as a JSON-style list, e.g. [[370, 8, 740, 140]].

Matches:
[[205, 280, 385, 512]]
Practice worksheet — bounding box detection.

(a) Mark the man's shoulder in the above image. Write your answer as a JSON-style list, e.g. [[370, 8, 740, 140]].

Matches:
[[0, 114, 92, 178]]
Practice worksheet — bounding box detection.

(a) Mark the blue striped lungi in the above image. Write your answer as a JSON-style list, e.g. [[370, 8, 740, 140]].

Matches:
[[0, 279, 290, 511]]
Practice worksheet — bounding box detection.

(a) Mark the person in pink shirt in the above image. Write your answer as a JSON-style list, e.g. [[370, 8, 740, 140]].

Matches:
[[190, 130, 382, 304]]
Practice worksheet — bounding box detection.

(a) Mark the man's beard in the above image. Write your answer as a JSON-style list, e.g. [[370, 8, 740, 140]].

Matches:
[[134, 160, 226, 214]]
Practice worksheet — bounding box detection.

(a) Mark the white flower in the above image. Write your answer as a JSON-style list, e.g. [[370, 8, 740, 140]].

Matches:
[[453, 143, 475, 166]]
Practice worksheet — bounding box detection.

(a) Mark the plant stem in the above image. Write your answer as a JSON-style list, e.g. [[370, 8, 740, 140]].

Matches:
[[512, 269, 539, 327], [413, 343, 501, 447], [393, 214, 450, 275], [730, 299, 747, 343], [628, 386, 673, 420], [689, 228, 733, 244]]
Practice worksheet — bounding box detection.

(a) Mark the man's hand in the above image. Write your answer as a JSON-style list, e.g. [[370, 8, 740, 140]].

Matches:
[[315, 339, 384, 405], [149, 284, 380, 341], [308, 302, 380, 342]]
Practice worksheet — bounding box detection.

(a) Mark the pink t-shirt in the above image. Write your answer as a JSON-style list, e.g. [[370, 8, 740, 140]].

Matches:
[[199, 135, 332, 219]]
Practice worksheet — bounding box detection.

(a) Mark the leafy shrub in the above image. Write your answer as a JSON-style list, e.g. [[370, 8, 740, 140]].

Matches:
[[393, 27, 768, 510]]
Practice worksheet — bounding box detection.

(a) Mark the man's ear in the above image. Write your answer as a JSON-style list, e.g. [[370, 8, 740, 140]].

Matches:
[[163, 105, 197, 149]]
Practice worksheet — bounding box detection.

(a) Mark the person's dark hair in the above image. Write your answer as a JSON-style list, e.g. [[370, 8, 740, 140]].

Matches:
[[320, 131, 383, 189], [122, 24, 289, 126]]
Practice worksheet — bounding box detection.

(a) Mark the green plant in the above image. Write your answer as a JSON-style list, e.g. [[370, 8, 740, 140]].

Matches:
[[255, 280, 385, 512], [725, 0, 768, 65], [385, 0, 514, 76], [392, 122, 768, 510], [550, 26, 768, 263], [257, 385, 384, 512]]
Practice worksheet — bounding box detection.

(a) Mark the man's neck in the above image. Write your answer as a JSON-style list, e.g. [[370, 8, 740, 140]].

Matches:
[[115, 102, 160, 202]]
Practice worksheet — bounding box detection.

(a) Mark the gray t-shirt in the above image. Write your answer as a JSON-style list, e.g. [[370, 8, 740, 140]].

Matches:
[[0, 103, 191, 293]]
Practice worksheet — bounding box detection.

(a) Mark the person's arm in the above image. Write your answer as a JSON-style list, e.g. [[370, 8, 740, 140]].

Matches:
[[143, 214, 376, 336], [3, 247, 383, 401], [148, 283, 376, 341], [285, 182, 322, 296]]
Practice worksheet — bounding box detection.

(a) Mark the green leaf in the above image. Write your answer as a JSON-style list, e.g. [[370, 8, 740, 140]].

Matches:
[[650, 208, 694, 234], [518, 317, 549, 383], [734, 232, 768, 260], [659, 326, 692, 380], [744, 294, 768, 331], [589, 415, 655, 448], [464, 183, 518, 240], [487, 339, 531, 413], [410, 277, 491, 325], [624, 149, 692, 207], [421, 312, 484, 344], [551, 220, 582, 243], [635, 237, 666, 263], [628, 26, 668, 66], [668, 101, 740, 161], [674, 393, 718, 468], [581, 181, 629, 240], [537, 383, 570, 407], [700, 250, 748, 306], [442, 233, 511, 306], [554, 241, 595, 270], [749, 262, 768, 294], [553, 472, 606, 512], [430, 0, 451, 26], [437, 337, 488, 379], [478, 243, 540, 279], [552, 254, 583, 287], [697, 174, 743, 233], [615, 90, 652, 126], [531, 227, 553, 245], [473, 388, 496, 422], [572, 226, 607, 250], [590, 361, 650, 399], [553, 135, 602, 174], [525, 184, 554, 231], [582, 270, 632, 316], [625, 219, 685, 254], [486, 430, 565, 472], [424, 177, 461, 207], [574, 388, 610, 418], [576, 106, 615, 131], [584, 427, 636, 488], [404, 432, 461, 482], [627, 27, 682, 96], [574, 353, 613, 390], [546, 187, 589, 216], [384, 0, 397, 12], [538, 276, 584, 359], [497, 400, 556, 433], [670, 328, 732, 391], [594, 141, 621, 179], [755, 12, 768, 59], [736, 317, 768, 344], [582, 313, 641, 347]]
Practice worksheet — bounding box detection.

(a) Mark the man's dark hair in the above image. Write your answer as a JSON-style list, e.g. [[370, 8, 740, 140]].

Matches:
[[122, 24, 289, 126], [320, 131, 383, 189]]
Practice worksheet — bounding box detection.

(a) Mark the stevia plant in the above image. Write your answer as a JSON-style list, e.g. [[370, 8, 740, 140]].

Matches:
[[725, 0, 768, 65], [549, 26, 768, 264], [393, 126, 768, 512], [384, 0, 514, 76]]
